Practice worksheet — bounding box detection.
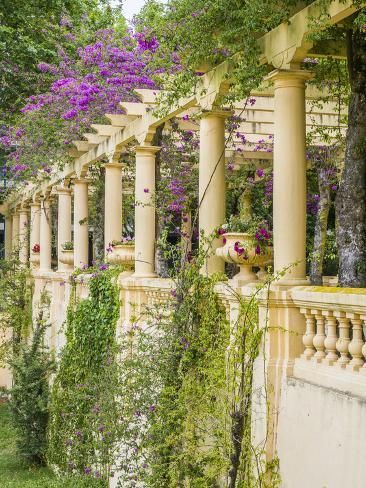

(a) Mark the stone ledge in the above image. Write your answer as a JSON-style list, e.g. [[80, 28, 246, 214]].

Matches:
[[293, 357, 366, 399]]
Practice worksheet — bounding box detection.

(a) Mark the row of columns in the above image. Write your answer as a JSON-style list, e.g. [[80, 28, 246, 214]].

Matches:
[[7, 179, 90, 272], [199, 69, 309, 282], [4, 68, 309, 282]]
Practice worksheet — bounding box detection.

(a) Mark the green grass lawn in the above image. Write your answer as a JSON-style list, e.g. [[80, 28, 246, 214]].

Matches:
[[0, 401, 64, 488], [0, 402, 106, 487]]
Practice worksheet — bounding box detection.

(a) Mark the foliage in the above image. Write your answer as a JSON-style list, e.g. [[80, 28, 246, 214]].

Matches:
[[0, 402, 99, 488], [0, 0, 122, 125], [116, 241, 279, 487], [0, 24, 176, 195], [0, 259, 33, 365], [9, 296, 55, 465], [111, 237, 135, 246], [61, 241, 74, 251], [136, 0, 315, 106], [48, 267, 121, 485]]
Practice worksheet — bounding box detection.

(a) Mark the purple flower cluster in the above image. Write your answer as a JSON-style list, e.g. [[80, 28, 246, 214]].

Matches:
[[255, 227, 271, 241], [307, 194, 320, 215], [2, 27, 181, 187], [234, 241, 247, 258], [180, 336, 190, 349], [168, 178, 187, 213]]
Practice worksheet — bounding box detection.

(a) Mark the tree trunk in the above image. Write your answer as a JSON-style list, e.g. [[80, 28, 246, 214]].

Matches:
[[336, 27, 366, 287], [310, 168, 331, 285]]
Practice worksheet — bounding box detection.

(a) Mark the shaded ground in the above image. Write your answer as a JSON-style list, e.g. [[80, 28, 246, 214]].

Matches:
[[0, 402, 60, 487]]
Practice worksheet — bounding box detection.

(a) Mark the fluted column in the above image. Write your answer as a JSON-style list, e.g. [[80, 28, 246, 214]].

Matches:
[[199, 110, 229, 275], [4, 215, 12, 259], [11, 211, 19, 254], [268, 69, 311, 282], [104, 162, 123, 254], [73, 179, 89, 269], [40, 198, 52, 271], [18, 208, 29, 265], [133, 146, 159, 278], [56, 186, 72, 271], [30, 202, 41, 267]]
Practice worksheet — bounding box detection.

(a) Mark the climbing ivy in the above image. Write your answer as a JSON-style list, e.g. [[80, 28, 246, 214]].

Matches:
[[47, 267, 121, 485]]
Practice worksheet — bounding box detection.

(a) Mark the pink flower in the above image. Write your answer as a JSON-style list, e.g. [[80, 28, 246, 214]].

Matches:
[[234, 241, 245, 256]]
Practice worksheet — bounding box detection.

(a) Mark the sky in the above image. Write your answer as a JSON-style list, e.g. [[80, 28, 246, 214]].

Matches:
[[113, 0, 148, 21]]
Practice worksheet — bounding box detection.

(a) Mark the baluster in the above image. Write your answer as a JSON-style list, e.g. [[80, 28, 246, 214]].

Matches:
[[300, 308, 316, 360], [312, 310, 326, 362], [335, 312, 351, 367], [347, 313, 365, 371], [323, 310, 338, 364], [359, 315, 366, 375]]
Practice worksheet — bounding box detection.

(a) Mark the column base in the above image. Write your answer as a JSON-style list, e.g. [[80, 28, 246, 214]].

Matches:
[[131, 272, 158, 279], [272, 277, 309, 288]]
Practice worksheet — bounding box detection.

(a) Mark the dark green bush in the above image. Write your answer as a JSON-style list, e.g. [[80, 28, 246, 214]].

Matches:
[[9, 306, 55, 465]]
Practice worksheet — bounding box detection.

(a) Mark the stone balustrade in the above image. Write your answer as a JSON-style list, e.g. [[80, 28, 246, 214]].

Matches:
[[292, 286, 366, 397]]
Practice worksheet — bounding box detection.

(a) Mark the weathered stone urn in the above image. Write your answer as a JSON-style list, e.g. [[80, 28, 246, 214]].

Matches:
[[30, 251, 40, 268], [59, 249, 74, 269], [106, 244, 135, 268], [216, 232, 273, 286]]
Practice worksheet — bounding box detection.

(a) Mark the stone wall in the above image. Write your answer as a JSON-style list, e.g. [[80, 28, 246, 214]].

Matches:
[[277, 377, 366, 488]]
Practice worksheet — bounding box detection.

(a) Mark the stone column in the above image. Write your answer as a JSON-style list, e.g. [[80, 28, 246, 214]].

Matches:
[[73, 179, 89, 269], [269, 69, 311, 282], [104, 162, 123, 254], [40, 198, 52, 272], [11, 211, 19, 254], [30, 202, 41, 268], [18, 208, 29, 264], [133, 146, 159, 278], [56, 186, 72, 271], [4, 215, 12, 259], [199, 110, 228, 275]]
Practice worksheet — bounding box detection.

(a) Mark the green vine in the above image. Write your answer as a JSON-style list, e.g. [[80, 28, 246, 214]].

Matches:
[[117, 249, 280, 487], [47, 267, 121, 485]]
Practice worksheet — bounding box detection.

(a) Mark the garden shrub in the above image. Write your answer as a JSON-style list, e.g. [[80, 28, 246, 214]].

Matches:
[[9, 298, 55, 465]]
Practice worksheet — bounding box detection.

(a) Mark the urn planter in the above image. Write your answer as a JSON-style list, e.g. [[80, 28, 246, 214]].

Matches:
[[216, 232, 273, 286], [59, 249, 74, 269], [30, 251, 40, 268], [106, 244, 135, 268]]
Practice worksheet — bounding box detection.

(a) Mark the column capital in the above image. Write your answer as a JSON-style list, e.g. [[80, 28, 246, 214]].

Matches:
[[29, 201, 41, 208], [55, 185, 72, 195], [18, 207, 29, 215], [200, 108, 233, 119], [134, 145, 160, 156], [103, 161, 124, 170], [266, 69, 313, 88], [73, 177, 90, 185]]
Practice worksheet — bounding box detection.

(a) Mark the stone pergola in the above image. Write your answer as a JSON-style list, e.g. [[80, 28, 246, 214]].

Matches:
[[2, 2, 366, 486], [2, 0, 354, 282]]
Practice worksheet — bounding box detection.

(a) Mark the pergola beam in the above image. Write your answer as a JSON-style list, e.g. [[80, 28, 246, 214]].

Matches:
[[258, 0, 357, 68]]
